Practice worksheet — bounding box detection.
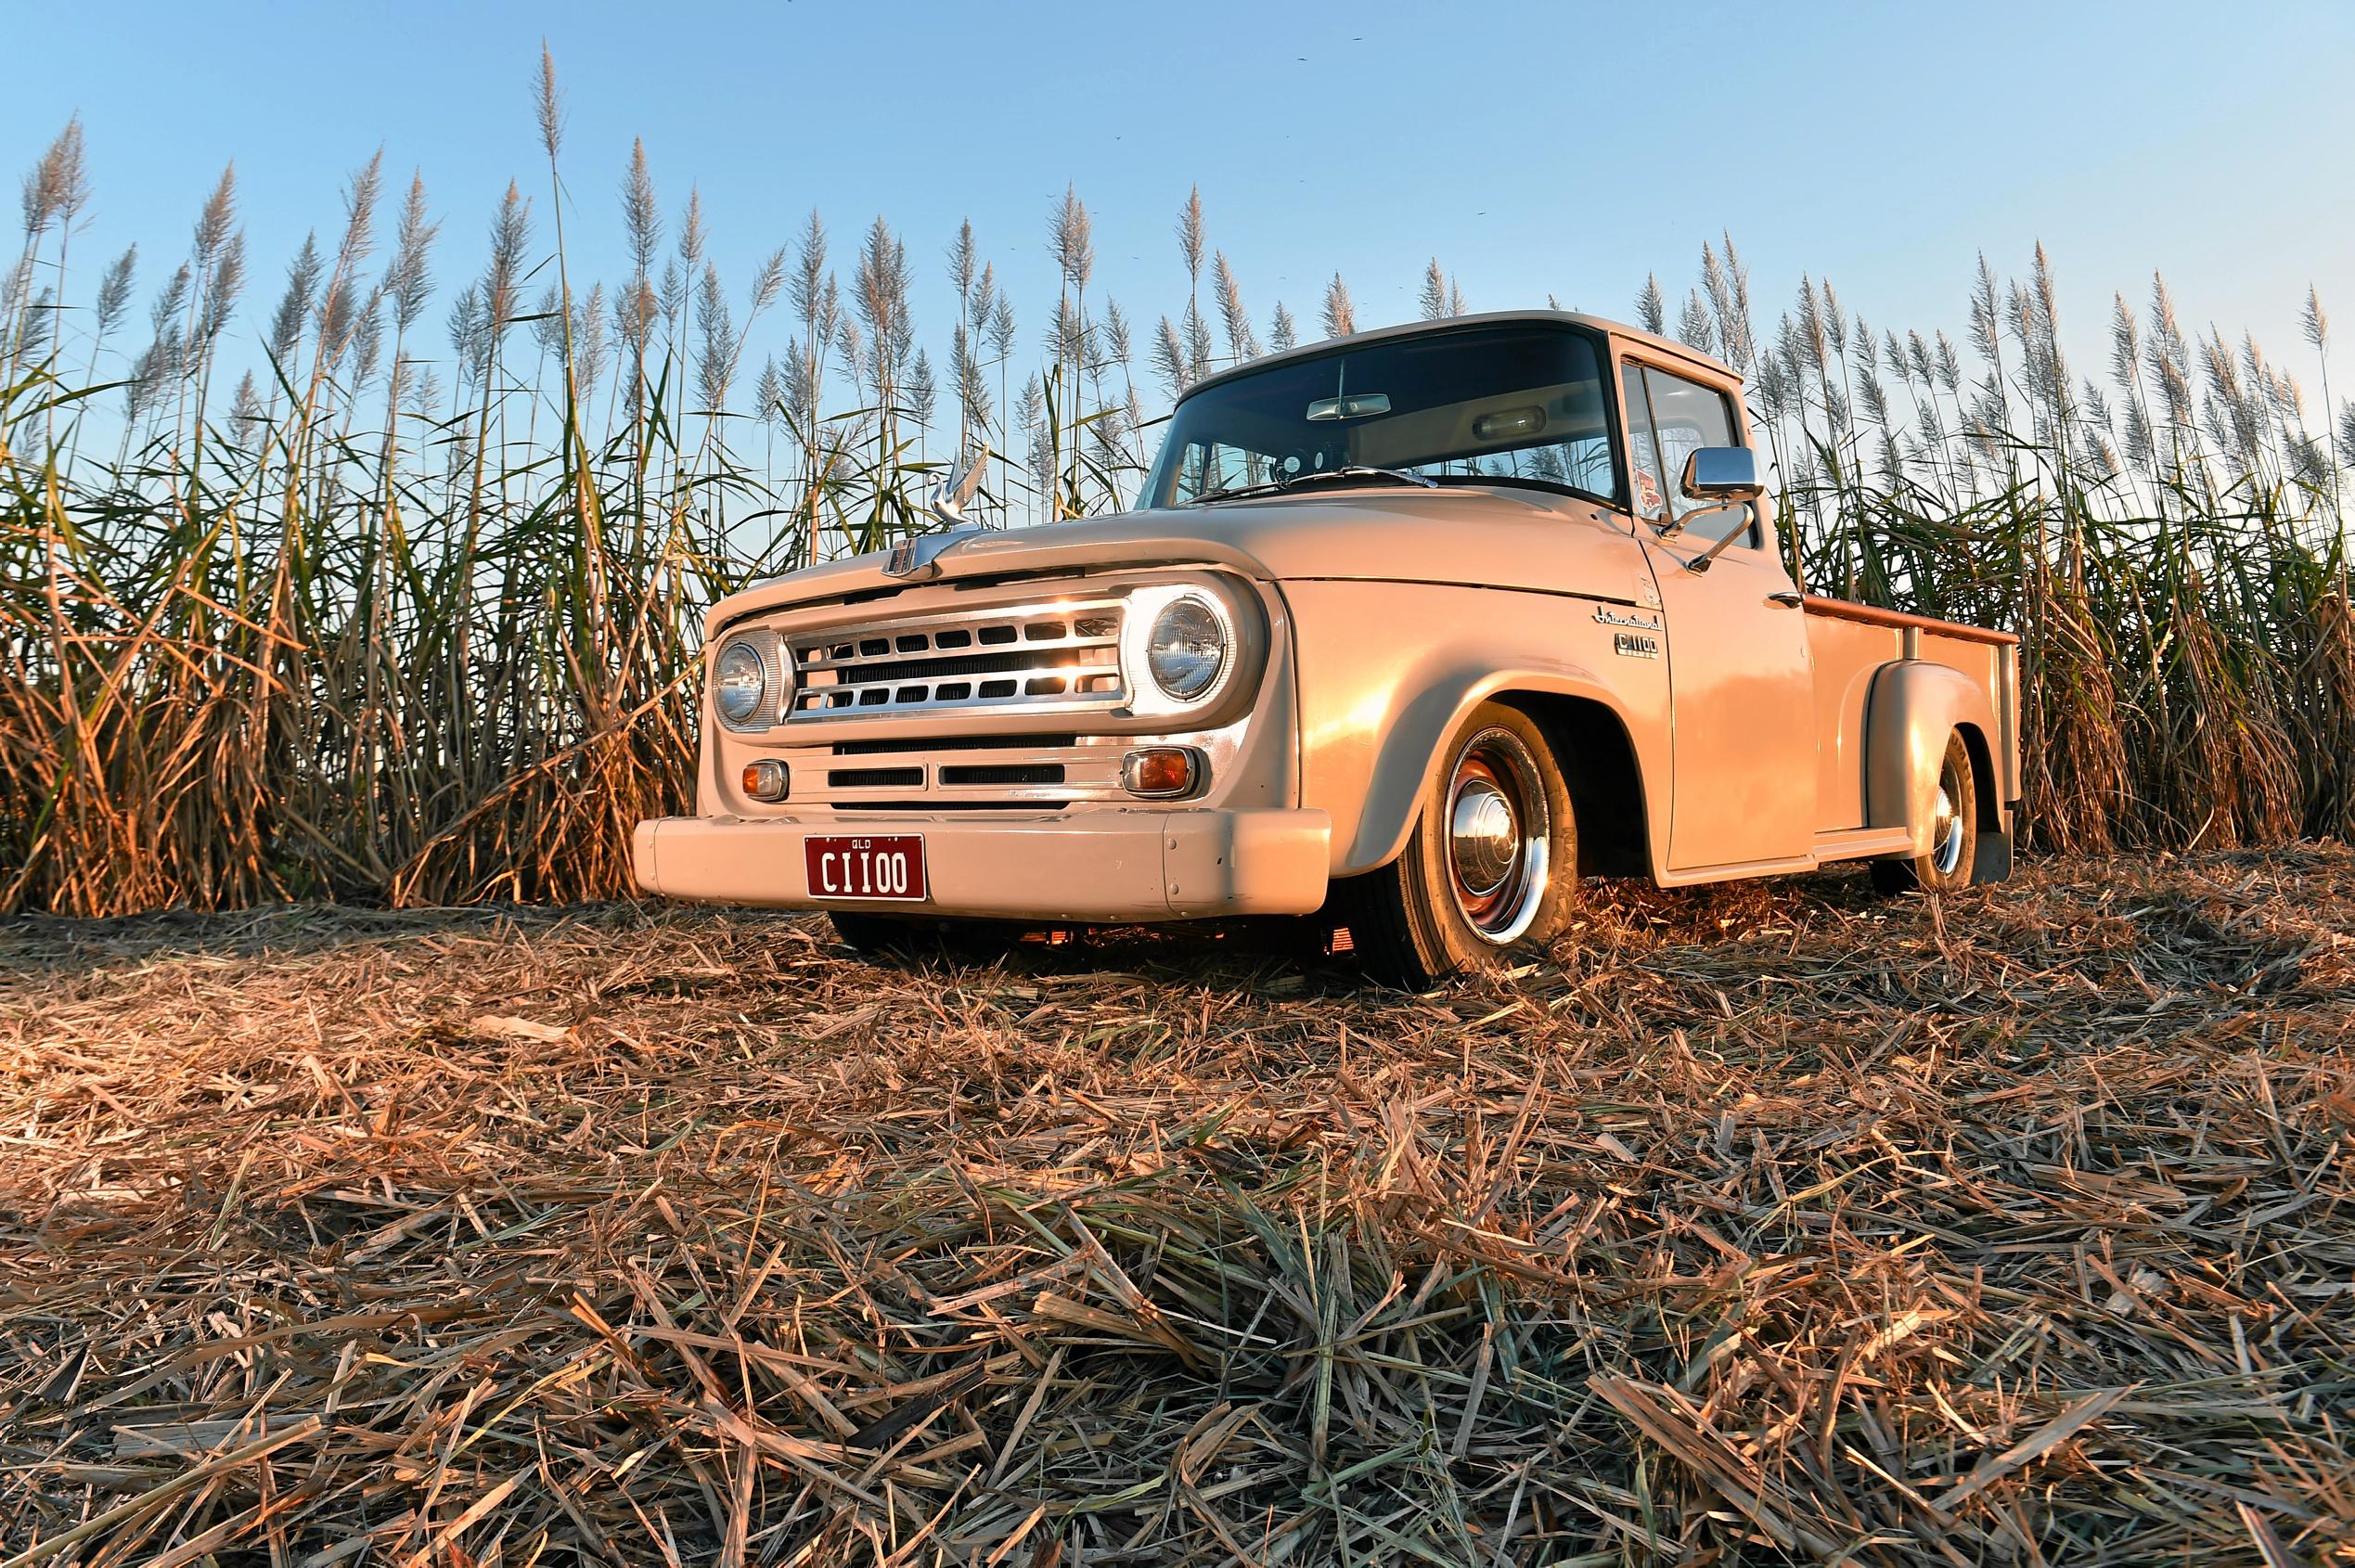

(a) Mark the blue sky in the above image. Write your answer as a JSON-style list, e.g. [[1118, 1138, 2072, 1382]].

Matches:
[[7, 0, 2352, 415]]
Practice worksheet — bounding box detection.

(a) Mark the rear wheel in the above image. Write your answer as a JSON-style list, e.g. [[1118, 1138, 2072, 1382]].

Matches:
[[1871, 731, 1977, 895], [1339, 703, 1577, 988]]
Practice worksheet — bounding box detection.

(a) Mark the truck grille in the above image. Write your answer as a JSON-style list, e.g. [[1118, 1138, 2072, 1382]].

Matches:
[[792, 734, 1118, 810], [784, 600, 1126, 721]]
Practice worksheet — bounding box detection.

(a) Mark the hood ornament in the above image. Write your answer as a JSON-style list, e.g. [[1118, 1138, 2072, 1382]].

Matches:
[[885, 449, 990, 580]]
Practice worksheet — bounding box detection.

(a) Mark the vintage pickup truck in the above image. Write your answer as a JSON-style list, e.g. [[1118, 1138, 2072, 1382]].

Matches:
[[633, 310, 2019, 985]]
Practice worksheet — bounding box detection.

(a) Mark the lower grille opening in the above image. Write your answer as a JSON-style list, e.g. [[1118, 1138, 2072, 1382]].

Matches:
[[827, 766, 923, 789], [831, 734, 1077, 757], [939, 763, 1066, 787], [838, 800, 1070, 812]]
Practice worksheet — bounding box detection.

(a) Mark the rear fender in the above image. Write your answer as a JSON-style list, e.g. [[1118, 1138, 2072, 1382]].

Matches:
[[1865, 661, 2003, 857]]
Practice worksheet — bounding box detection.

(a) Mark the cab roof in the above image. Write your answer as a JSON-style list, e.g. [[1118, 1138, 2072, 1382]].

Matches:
[[1178, 308, 1738, 403]]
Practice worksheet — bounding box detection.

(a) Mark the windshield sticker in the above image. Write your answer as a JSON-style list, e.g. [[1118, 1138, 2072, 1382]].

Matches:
[[1634, 468, 1662, 515]]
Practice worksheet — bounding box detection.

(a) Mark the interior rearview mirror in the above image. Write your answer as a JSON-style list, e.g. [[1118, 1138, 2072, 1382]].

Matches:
[[1306, 392, 1390, 421], [1680, 445, 1763, 501]]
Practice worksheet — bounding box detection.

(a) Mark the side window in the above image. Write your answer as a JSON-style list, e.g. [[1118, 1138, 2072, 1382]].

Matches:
[[1642, 366, 1752, 547], [1618, 365, 1667, 522]]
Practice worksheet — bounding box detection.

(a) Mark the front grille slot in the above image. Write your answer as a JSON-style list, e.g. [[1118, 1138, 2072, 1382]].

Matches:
[[834, 649, 1072, 685], [787, 598, 1125, 721], [839, 799, 1071, 812], [827, 766, 923, 789], [939, 763, 1065, 787], [830, 733, 1076, 756]]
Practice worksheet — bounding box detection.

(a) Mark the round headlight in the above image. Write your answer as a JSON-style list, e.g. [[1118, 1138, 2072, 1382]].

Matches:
[[714, 639, 768, 726], [1147, 596, 1229, 701]]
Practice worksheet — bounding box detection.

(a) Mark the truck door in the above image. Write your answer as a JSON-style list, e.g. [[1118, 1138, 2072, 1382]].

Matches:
[[1621, 359, 1817, 870]]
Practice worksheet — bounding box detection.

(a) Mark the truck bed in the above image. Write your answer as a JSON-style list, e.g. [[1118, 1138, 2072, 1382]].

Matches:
[[1802, 597, 2021, 833]]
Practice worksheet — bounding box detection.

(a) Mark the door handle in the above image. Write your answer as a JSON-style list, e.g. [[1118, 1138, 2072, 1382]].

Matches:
[[1768, 590, 1805, 608]]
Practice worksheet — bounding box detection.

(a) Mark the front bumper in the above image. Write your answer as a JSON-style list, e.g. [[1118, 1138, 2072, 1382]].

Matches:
[[632, 807, 1332, 922]]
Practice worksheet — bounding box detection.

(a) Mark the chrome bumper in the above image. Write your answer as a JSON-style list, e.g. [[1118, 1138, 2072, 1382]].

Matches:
[[632, 806, 1332, 922]]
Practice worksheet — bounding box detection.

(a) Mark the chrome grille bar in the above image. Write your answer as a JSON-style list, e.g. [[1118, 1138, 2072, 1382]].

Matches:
[[785, 598, 1126, 721]]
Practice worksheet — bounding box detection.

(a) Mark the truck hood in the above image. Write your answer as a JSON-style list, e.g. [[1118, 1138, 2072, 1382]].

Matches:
[[710, 483, 1642, 631]]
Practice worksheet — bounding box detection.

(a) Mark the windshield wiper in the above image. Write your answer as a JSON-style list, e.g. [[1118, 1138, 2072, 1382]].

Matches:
[[1424, 471, 1582, 497], [1291, 465, 1439, 491], [1188, 478, 1286, 507], [1190, 465, 1438, 507]]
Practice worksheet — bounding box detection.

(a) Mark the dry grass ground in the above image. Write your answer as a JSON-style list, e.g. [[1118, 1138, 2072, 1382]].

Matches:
[[2, 851, 2352, 1565]]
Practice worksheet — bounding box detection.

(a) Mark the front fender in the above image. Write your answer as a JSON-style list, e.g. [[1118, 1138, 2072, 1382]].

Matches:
[[1345, 666, 1650, 874], [1282, 579, 1675, 879], [1865, 660, 2000, 855], [1283, 582, 1672, 877]]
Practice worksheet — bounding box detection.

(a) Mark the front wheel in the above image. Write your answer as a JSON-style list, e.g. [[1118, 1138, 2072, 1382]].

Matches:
[[1338, 703, 1577, 988], [1871, 731, 1978, 895]]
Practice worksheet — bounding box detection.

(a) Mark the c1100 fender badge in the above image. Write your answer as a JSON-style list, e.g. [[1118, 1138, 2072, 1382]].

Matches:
[[1614, 631, 1661, 660], [1593, 606, 1662, 629]]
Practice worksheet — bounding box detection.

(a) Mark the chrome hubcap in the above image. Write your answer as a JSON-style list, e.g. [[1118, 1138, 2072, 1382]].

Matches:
[[1930, 775, 1963, 876], [1450, 781, 1518, 894], [1445, 728, 1550, 945]]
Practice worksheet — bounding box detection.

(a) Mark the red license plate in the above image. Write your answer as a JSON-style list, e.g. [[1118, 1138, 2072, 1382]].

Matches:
[[804, 834, 928, 902]]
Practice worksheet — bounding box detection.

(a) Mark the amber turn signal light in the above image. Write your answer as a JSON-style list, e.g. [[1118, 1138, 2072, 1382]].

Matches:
[[741, 759, 790, 801], [1121, 747, 1200, 798]]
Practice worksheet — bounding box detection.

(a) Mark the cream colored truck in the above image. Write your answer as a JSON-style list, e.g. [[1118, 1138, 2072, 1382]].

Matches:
[[633, 311, 2019, 985]]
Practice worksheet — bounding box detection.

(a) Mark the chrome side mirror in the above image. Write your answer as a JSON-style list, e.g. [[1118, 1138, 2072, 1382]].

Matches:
[[1679, 445, 1763, 501], [1671, 447, 1768, 573]]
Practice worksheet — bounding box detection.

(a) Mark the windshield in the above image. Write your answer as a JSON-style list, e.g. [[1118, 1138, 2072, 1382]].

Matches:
[[1140, 323, 1620, 508]]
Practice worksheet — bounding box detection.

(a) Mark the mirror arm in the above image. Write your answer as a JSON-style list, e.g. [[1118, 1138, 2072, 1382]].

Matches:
[[1678, 500, 1760, 574]]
